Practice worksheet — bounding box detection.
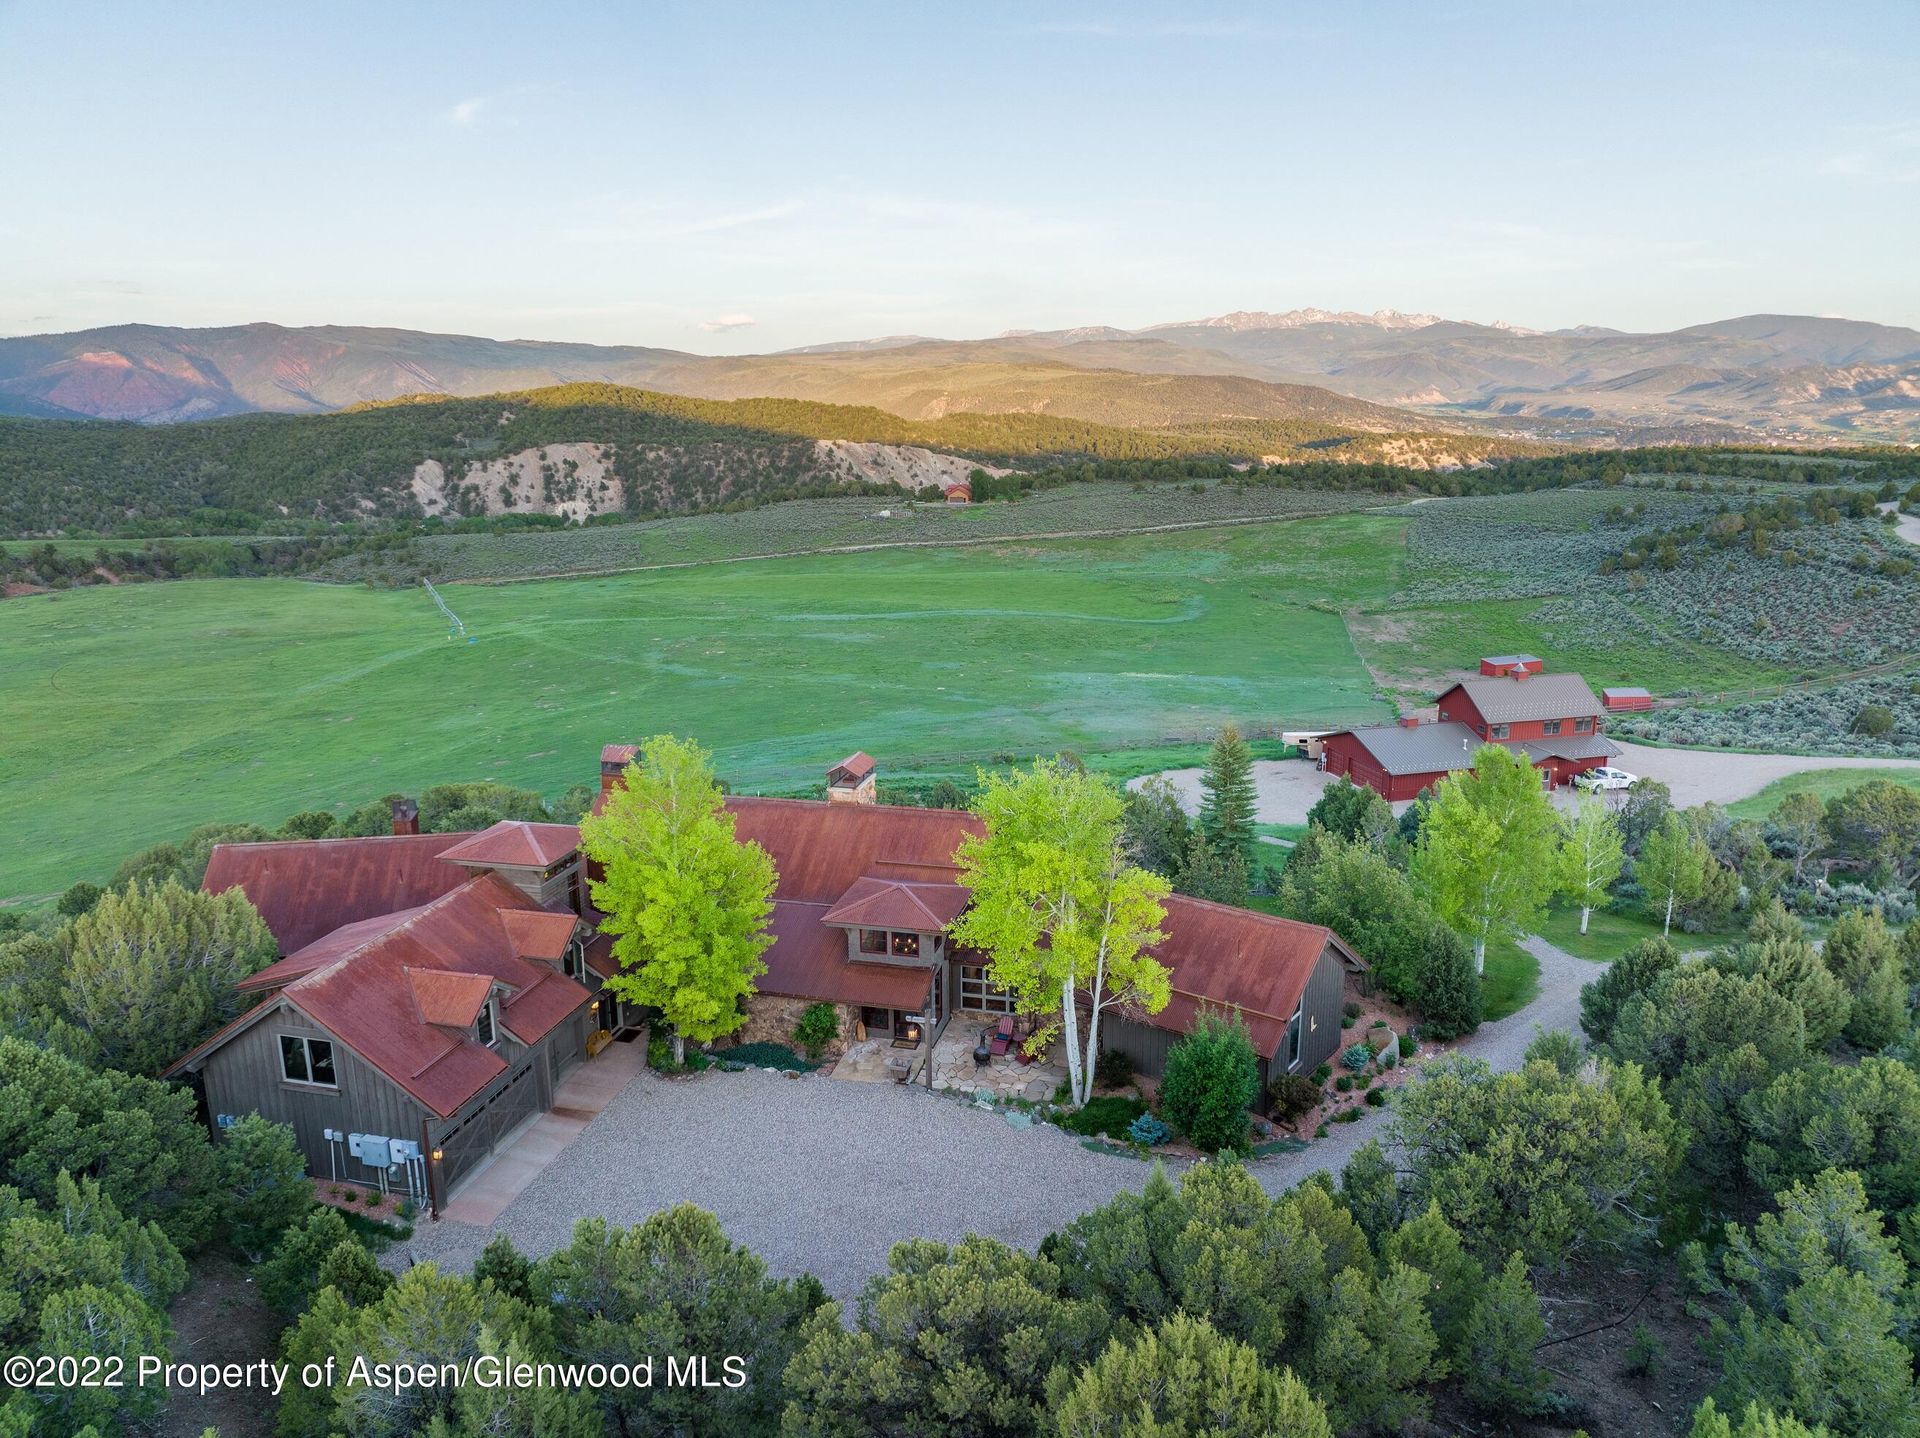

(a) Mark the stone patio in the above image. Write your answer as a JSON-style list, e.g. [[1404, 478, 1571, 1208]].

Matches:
[[926, 1018, 1067, 1102]]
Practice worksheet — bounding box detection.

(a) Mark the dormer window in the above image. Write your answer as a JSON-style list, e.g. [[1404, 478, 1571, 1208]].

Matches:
[[475, 999, 498, 1048], [857, 928, 922, 959], [891, 932, 921, 958]]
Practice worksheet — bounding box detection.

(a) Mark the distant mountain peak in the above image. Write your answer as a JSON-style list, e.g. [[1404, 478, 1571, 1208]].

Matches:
[[1167, 308, 1446, 332]]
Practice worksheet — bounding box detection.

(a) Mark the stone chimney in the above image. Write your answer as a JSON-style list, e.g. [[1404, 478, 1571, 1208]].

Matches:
[[826, 752, 878, 805], [391, 798, 420, 836]]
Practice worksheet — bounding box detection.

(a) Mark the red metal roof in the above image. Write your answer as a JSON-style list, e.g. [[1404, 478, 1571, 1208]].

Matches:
[[436, 821, 580, 870], [406, 968, 495, 1027], [827, 752, 877, 786], [724, 796, 977, 900], [499, 908, 578, 960], [820, 876, 969, 932], [1140, 895, 1361, 1056], [762, 901, 936, 1008], [204, 833, 478, 955], [180, 871, 591, 1118]]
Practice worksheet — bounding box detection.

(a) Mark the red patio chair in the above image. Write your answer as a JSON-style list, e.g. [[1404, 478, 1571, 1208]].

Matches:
[[988, 1016, 1014, 1056]]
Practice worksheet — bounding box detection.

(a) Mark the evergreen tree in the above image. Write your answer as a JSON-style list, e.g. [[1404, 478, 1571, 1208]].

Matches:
[[61, 878, 276, 1075], [1159, 1009, 1260, 1153], [1051, 1312, 1333, 1438], [1462, 1252, 1547, 1417], [1198, 725, 1258, 867], [1580, 935, 1679, 1046], [216, 1114, 310, 1261], [1383, 1202, 1486, 1363]]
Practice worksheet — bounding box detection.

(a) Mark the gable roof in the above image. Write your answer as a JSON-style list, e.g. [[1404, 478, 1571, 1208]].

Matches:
[[726, 796, 977, 901], [204, 832, 479, 955], [499, 908, 578, 960], [436, 821, 580, 870], [1446, 672, 1604, 725], [1512, 734, 1623, 764], [178, 871, 591, 1117], [827, 752, 876, 786], [821, 876, 970, 932], [1337, 721, 1481, 776], [1143, 896, 1365, 1057], [407, 968, 494, 1027]]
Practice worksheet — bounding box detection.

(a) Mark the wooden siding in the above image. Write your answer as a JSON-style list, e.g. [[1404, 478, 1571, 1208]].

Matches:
[[1099, 944, 1349, 1097], [198, 999, 429, 1181]]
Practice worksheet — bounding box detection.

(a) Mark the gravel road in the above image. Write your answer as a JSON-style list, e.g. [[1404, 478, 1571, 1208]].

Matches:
[[399, 938, 1608, 1302]]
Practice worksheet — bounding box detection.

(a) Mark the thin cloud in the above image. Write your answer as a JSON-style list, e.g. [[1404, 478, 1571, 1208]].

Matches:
[[1818, 120, 1920, 184], [444, 96, 488, 126], [1020, 18, 1256, 38], [700, 314, 756, 332]]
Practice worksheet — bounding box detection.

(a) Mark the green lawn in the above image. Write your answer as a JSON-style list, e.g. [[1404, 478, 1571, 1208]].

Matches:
[[1725, 767, 1920, 822], [1481, 933, 1540, 1021], [0, 519, 1405, 900], [1532, 904, 1742, 964]]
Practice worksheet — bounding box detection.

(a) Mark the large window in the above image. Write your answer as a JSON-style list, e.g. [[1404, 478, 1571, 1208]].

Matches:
[[475, 999, 498, 1048], [1574, 717, 1593, 734], [1489, 723, 1510, 740], [959, 964, 1017, 1015], [1542, 719, 1562, 736], [890, 931, 921, 958], [858, 929, 922, 959], [280, 1034, 337, 1088], [859, 928, 888, 956]]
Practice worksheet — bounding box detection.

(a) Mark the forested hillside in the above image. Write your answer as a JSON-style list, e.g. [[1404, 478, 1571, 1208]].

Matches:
[[0, 382, 1536, 536]]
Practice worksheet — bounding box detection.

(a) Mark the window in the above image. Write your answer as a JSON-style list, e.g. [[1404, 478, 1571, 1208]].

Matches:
[[280, 1034, 337, 1088], [1574, 717, 1593, 733], [1489, 723, 1510, 740], [1285, 1005, 1303, 1070], [475, 999, 498, 1048], [562, 939, 586, 983], [959, 964, 1017, 1015], [858, 928, 888, 955], [1542, 719, 1562, 736], [890, 931, 921, 959]]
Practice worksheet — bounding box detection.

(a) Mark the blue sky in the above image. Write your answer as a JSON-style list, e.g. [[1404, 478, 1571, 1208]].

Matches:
[[4, 1, 1917, 348]]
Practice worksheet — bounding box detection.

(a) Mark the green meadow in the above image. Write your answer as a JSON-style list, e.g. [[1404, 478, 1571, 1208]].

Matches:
[[0, 518, 1404, 900]]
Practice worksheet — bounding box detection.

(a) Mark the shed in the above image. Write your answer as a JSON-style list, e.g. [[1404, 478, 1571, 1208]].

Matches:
[[1602, 686, 1654, 711]]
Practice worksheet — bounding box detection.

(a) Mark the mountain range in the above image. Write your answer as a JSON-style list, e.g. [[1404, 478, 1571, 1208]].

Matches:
[[4, 310, 1917, 442]]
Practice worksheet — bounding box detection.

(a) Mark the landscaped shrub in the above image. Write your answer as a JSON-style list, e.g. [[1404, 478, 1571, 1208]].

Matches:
[[1160, 1009, 1260, 1153], [1268, 1074, 1323, 1123], [1365, 1088, 1388, 1107], [1062, 1095, 1148, 1139], [1312, 1063, 1333, 1084], [1341, 1042, 1374, 1070], [1127, 1113, 1171, 1146], [1356, 1074, 1372, 1090], [1093, 1048, 1136, 1090], [1379, 1044, 1398, 1070], [792, 1003, 840, 1060], [1398, 1034, 1418, 1058], [1334, 1108, 1363, 1123], [1335, 1076, 1354, 1093], [724, 1041, 814, 1072], [1343, 1001, 1363, 1019]]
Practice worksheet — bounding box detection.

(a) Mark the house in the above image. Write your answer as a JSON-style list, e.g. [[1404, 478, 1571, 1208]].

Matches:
[[167, 820, 624, 1213], [595, 752, 1366, 1091], [1321, 659, 1623, 800], [942, 480, 972, 505], [171, 748, 1367, 1209]]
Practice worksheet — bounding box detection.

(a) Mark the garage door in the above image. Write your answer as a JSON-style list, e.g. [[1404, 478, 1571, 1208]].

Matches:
[[435, 1060, 541, 1196]]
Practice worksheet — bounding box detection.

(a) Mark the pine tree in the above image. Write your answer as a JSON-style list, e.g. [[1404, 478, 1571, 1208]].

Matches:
[[1199, 725, 1258, 867], [1462, 1252, 1547, 1416]]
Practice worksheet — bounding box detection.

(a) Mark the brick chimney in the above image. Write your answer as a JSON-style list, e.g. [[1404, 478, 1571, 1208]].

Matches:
[[1398, 716, 1420, 729], [390, 798, 419, 836]]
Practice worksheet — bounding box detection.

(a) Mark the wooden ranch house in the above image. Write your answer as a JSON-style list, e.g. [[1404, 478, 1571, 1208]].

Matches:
[[1320, 660, 1623, 800], [171, 748, 1368, 1211]]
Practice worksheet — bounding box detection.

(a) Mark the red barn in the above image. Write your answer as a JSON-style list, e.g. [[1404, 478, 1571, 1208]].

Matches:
[[1323, 665, 1623, 801]]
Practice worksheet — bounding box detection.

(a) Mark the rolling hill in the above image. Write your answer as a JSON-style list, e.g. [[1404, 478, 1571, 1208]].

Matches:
[[0, 382, 1535, 536]]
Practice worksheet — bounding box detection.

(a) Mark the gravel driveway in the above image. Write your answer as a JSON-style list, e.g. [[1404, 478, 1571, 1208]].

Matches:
[[398, 939, 1608, 1302]]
